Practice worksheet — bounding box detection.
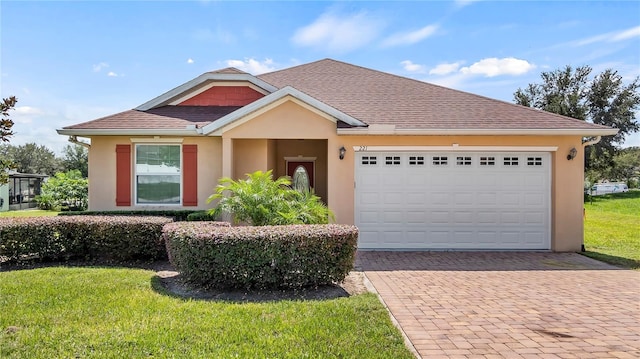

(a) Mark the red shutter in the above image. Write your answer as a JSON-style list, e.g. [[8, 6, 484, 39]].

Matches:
[[115, 144, 131, 206], [182, 144, 198, 206]]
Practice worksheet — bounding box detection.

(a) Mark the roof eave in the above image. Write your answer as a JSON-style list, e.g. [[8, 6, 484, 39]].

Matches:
[[135, 73, 280, 111], [56, 128, 202, 136], [337, 128, 619, 136]]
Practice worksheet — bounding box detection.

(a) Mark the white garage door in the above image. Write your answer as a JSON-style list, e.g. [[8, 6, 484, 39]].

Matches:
[[355, 152, 551, 250]]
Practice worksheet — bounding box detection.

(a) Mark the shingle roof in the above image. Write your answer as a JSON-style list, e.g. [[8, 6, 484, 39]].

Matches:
[[258, 58, 609, 131], [62, 58, 612, 133], [64, 106, 241, 129]]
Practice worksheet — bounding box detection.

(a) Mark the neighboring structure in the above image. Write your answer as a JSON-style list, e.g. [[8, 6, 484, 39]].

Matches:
[[57, 59, 617, 251], [0, 171, 47, 211]]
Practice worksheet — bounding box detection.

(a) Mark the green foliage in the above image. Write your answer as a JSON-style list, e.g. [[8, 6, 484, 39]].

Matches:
[[0, 268, 414, 359], [0, 96, 17, 185], [61, 144, 88, 177], [0, 142, 61, 176], [37, 170, 88, 211], [186, 210, 217, 221], [208, 170, 333, 225], [163, 223, 359, 290], [514, 65, 640, 174], [57, 209, 201, 221], [0, 216, 172, 262]]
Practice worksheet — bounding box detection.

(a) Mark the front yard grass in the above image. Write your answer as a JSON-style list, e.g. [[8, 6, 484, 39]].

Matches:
[[0, 267, 414, 359], [0, 210, 58, 217], [583, 190, 640, 269]]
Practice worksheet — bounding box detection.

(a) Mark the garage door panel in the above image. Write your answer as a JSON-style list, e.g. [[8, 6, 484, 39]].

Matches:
[[356, 152, 550, 250]]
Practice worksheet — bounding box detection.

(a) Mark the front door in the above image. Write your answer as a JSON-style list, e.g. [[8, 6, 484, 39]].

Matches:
[[287, 161, 315, 192]]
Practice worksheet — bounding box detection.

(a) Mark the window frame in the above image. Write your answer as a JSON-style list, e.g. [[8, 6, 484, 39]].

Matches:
[[134, 143, 183, 206]]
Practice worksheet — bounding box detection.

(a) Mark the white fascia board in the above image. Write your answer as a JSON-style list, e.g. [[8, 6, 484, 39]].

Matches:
[[200, 86, 366, 135], [352, 145, 559, 152], [135, 73, 279, 111], [337, 128, 619, 136], [56, 128, 201, 136]]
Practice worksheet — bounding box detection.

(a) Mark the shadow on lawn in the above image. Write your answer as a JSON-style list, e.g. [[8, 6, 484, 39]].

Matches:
[[581, 251, 640, 270], [150, 271, 354, 303]]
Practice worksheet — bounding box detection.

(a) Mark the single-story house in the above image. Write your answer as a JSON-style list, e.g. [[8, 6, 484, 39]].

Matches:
[[0, 171, 47, 211], [57, 59, 617, 251]]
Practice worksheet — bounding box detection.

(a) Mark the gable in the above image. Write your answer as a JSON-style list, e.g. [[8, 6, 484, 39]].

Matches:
[[220, 98, 338, 139], [176, 85, 265, 107]]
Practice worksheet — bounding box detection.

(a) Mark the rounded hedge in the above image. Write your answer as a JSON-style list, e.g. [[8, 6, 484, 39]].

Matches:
[[163, 223, 359, 290]]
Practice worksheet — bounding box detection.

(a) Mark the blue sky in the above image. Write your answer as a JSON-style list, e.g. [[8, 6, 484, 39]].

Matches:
[[2, 0, 639, 154]]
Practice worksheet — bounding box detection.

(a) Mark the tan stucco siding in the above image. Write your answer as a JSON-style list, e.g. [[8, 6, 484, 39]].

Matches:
[[87, 136, 221, 211]]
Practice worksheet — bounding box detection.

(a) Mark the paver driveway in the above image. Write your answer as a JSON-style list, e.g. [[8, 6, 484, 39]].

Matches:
[[357, 252, 640, 359]]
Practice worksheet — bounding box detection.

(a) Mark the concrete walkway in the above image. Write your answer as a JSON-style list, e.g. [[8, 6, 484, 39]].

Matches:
[[357, 252, 640, 359]]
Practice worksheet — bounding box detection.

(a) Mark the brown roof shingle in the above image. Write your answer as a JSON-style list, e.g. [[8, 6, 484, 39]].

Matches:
[[258, 58, 608, 130], [64, 106, 241, 130]]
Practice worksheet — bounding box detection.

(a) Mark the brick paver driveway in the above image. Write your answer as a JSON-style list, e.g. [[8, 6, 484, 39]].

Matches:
[[357, 252, 640, 359]]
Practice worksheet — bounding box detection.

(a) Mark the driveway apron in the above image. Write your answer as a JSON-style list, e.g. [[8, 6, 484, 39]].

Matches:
[[357, 252, 640, 359]]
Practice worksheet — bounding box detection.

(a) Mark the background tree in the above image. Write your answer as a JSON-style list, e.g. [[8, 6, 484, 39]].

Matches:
[[36, 170, 88, 211], [0, 142, 62, 176], [61, 144, 88, 178], [611, 147, 640, 187], [0, 96, 17, 184], [514, 66, 640, 175]]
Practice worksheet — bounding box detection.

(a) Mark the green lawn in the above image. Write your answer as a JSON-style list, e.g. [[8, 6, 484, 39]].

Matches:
[[0, 267, 413, 358], [0, 210, 59, 217], [583, 190, 640, 269]]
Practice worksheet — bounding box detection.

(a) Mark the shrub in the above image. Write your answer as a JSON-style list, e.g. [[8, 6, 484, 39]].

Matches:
[[208, 170, 333, 225], [37, 170, 88, 211], [163, 223, 359, 290], [186, 211, 217, 221], [0, 216, 172, 262], [58, 210, 200, 222]]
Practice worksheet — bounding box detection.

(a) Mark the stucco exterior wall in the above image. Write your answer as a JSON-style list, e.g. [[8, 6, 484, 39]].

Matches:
[[88, 136, 222, 211]]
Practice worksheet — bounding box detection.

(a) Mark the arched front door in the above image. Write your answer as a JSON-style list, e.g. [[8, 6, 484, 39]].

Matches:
[[286, 161, 314, 191]]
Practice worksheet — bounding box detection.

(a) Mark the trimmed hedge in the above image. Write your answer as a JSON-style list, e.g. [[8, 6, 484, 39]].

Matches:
[[58, 210, 203, 222], [186, 211, 217, 221], [163, 223, 359, 290], [0, 216, 173, 262]]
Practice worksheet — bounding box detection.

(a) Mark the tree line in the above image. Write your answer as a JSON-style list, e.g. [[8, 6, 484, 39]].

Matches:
[[0, 142, 88, 178]]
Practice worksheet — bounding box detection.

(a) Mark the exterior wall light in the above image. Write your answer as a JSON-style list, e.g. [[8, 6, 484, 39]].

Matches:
[[339, 146, 346, 160], [567, 147, 578, 160]]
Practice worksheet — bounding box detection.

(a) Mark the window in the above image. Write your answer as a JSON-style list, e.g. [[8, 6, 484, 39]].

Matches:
[[385, 156, 401, 165], [456, 156, 472, 166], [409, 156, 425, 165], [361, 156, 377, 165], [480, 156, 495, 166], [527, 157, 543, 166], [135, 144, 181, 204], [433, 156, 448, 165], [503, 156, 519, 166]]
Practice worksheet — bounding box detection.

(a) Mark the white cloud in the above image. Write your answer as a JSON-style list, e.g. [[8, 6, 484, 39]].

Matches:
[[400, 60, 427, 73], [187, 58, 194, 64], [429, 62, 462, 76], [107, 71, 119, 77], [225, 58, 276, 75], [11, 106, 45, 124], [291, 10, 384, 53], [92, 62, 109, 72], [460, 57, 535, 77], [571, 25, 640, 47], [611, 25, 640, 41], [382, 24, 438, 47]]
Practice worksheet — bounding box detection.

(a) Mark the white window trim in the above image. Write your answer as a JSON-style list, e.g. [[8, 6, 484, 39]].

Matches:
[[130, 137, 184, 143], [133, 143, 183, 206]]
